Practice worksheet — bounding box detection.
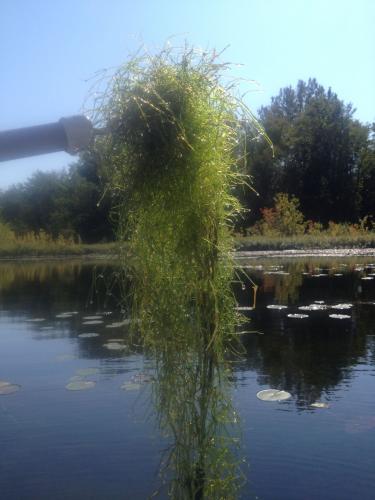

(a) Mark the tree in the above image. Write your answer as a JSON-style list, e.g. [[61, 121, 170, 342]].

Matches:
[[246, 79, 371, 225], [0, 152, 114, 243]]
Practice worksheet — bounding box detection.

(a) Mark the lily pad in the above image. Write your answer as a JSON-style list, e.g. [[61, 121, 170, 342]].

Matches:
[[120, 382, 141, 391], [264, 271, 290, 275], [298, 304, 327, 311], [329, 314, 351, 319], [310, 402, 330, 408], [256, 389, 291, 401], [105, 320, 131, 328], [0, 381, 21, 395], [267, 305, 288, 310], [75, 368, 99, 377], [131, 372, 154, 384], [287, 313, 309, 319], [66, 380, 96, 391], [78, 333, 99, 338], [103, 342, 127, 351]]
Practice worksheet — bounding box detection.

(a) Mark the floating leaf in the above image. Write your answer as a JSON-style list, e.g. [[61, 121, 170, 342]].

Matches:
[[75, 368, 99, 377], [105, 320, 131, 328], [298, 304, 327, 311], [264, 271, 290, 276], [131, 372, 154, 384], [66, 381, 96, 391], [256, 389, 291, 401], [0, 381, 21, 395], [310, 402, 330, 408], [103, 342, 127, 351], [120, 382, 141, 391]]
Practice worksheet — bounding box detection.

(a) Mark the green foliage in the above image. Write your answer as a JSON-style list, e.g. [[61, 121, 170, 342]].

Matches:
[[245, 79, 373, 227], [251, 193, 305, 236], [0, 157, 113, 243], [0, 219, 16, 243]]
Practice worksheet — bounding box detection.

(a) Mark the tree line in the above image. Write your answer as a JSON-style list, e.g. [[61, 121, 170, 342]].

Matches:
[[243, 78, 375, 228], [0, 78, 374, 242]]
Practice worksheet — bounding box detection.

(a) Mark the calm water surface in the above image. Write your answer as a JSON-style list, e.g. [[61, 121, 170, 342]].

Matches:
[[0, 257, 374, 499]]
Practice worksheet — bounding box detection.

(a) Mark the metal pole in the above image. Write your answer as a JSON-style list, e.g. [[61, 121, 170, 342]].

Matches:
[[0, 115, 94, 162]]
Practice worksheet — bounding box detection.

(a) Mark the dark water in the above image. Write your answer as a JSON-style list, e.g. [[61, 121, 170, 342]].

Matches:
[[0, 257, 374, 499]]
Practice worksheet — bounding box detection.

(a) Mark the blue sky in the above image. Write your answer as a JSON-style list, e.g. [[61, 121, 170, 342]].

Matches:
[[1, 0, 374, 188]]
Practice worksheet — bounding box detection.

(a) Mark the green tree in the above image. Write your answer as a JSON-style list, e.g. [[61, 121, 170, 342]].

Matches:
[[0, 152, 114, 243], [246, 79, 371, 225]]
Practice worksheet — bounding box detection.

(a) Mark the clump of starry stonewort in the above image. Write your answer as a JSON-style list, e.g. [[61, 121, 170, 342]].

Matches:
[[92, 47, 268, 345]]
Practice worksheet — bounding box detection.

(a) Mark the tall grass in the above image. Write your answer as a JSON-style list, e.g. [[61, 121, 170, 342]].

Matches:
[[0, 221, 116, 258]]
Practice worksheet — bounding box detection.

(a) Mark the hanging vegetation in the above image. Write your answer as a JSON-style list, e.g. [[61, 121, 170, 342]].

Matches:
[[91, 46, 268, 497], [92, 46, 267, 343]]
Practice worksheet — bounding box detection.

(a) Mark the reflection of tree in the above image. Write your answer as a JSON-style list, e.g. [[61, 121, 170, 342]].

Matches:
[[237, 257, 375, 408], [0, 261, 120, 315]]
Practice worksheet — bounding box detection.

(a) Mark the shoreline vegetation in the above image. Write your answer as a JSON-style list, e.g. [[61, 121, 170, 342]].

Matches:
[[1, 235, 375, 260]]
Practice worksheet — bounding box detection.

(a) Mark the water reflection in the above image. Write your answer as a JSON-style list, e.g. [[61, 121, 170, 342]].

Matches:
[[1, 257, 375, 498], [0, 260, 243, 498], [235, 256, 375, 408]]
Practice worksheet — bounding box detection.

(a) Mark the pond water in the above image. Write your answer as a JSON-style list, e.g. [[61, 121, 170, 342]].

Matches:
[[0, 257, 374, 499]]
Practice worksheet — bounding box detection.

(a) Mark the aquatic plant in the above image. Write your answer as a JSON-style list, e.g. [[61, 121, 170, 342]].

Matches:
[[92, 46, 267, 339], [91, 46, 267, 498]]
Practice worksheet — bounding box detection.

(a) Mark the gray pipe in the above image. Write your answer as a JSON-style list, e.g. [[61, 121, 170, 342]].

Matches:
[[0, 115, 93, 162]]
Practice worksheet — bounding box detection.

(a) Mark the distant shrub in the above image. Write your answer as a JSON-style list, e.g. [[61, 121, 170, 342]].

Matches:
[[249, 193, 306, 236], [0, 220, 16, 243], [305, 220, 323, 235]]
